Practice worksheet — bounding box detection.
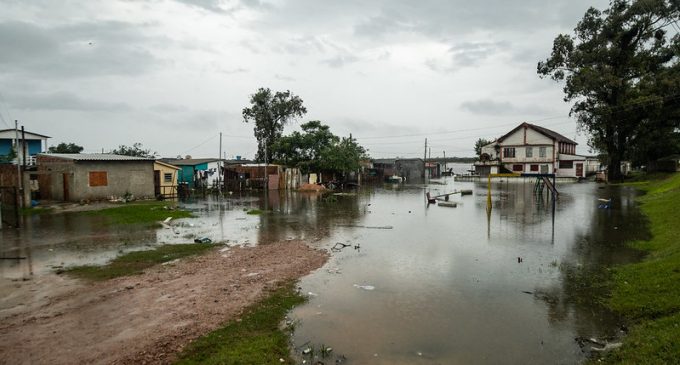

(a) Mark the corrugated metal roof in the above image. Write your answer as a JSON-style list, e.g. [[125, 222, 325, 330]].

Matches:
[[0, 129, 51, 139], [40, 153, 155, 161], [161, 158, 220, 166]]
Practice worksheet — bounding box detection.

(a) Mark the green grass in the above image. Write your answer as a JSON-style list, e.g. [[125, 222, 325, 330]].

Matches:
[[596, 172, 680, 363], [175, 282, 304, 365], [246, 208, 263, 215], [65, 244, 214, 281], [84, 201, 192, 225], [21, 206, 53, 215]]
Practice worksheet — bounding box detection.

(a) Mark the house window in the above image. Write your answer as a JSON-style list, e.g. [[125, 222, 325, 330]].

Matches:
[[530, 164, 539, 171], [539, 147, 547, 158], [503, 147, 516, 158], [164, 173, 173, 183], [526, 147, 533, 158], [89, 171, 108, 187], [513, 164, 524, 172], [559, 161, 573, 169]]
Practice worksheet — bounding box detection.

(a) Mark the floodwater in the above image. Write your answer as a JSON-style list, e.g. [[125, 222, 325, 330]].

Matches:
[[0, 164, 649, 364]]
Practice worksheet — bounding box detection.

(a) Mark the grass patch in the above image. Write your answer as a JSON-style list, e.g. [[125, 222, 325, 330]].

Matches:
[[246, 208, 263, 215], [596, 172, 680, 363], [21, 206, 53, 215], [176, 281, 304, 365], [65, 244, 214, 281], [85, 201, 192, 225]]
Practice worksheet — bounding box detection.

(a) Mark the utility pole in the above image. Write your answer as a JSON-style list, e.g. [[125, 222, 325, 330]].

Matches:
[[218, 132, 222, 196], [443, 150, 446, 174], [423, 138, 427, 181], [14, 121, 21, 210], [264, 139, 268, 210]]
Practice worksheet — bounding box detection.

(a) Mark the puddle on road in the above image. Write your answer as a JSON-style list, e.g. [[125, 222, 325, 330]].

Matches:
[[0, 164, 648, 363]]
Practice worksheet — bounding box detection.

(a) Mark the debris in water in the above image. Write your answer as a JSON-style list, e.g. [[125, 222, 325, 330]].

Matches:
[[353, 284, 375, 291], [591, 342, 623, 352], [337, 224, 393, 229], [331, 243, 352, 252], [438, 201, 457, 208], [521, 291, 534, 295], [307, 292, 318, 297], [302, 347, 312, 355], [517, 257, 523, 263], [163, 217, 173, 223], [194, 237, 212, 244]]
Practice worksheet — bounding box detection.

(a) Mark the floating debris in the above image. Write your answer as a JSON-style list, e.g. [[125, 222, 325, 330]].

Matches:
[[353, 284, 375, 291]]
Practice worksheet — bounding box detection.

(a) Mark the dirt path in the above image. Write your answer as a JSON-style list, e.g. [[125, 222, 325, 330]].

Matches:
[[0, 241, 328, 365]]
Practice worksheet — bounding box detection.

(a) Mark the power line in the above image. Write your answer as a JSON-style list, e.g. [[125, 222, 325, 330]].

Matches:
[[181, 134, 220, 155], [354, 115, 569, 140]]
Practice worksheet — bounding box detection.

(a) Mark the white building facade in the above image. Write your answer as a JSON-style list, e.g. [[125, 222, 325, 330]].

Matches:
[[475, 123, 586, 178]]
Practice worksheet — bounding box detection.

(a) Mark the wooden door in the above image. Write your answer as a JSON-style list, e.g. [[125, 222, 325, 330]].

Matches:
[[63, 173, 70, 201], [576, 163, 583, 177], [154, 170, 161, 196]]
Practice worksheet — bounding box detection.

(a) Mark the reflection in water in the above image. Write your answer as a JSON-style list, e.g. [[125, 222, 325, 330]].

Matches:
[[290, 178, 648, 364], [0, 166, 648, 363]]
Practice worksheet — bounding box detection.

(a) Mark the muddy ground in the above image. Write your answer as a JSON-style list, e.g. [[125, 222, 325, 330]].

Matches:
[[0, 241, 328, 365]]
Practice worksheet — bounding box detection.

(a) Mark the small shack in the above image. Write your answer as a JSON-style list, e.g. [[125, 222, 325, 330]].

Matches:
[[153, 160, 180, 198], [36, 153, 155, 202], [649, 155, 680, 172], [224, 164, 284, 190], [161, 158, 221, 188]]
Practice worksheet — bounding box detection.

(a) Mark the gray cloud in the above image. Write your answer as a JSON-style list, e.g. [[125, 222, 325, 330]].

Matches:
[[6, 91, 131, 112], [322, 54, 359, 68], [274, 74, 295, 81], [426, 40, 511, 73], [460, 99, 553, 116], [0, 21, 161, 79]]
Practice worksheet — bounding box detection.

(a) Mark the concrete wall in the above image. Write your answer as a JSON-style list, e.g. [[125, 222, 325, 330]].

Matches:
[[73, 161, 154, 200], [38, 157, 154, 201]]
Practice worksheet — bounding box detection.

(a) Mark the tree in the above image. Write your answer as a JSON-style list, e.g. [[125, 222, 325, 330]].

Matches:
[[319, 135, 369, 175], [48, 142, 84, 154], [112, 143, 157, 158], [474, 138, 492, 157], [242, 88, 307, 162], [538, 0, 680, 180], [271, 120, 339, 172]]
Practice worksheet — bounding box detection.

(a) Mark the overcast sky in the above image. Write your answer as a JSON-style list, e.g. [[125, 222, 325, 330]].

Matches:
[[0, 0, 609, 159]]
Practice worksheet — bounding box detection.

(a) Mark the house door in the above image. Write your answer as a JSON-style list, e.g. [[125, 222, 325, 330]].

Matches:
[[576, 163, 583, 177], [62, 173, 70, 201], [154, 170, 161, 196]]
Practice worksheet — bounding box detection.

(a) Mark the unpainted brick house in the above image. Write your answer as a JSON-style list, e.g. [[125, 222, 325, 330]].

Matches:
[[36, 153, 155, 202]]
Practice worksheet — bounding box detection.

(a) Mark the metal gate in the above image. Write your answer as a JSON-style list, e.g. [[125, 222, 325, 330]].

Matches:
[[0, 187, 20, 227]]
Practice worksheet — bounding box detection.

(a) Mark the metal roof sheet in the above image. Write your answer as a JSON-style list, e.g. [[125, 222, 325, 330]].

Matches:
[[40, 153, 155, 161]]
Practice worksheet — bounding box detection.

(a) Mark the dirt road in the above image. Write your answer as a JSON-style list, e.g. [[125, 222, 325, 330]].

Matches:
[[0, 241, 327, 365]]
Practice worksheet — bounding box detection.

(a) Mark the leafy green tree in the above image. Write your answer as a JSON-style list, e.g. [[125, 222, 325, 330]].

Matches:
[[474, 138, 492, 157], [112, 143, 157, 158], [48, 142, 84, 154], [538, 0, 680, 180], [271, 121, 339, 172], [319, 135, 369, 175], [242, 88, 307, 162]]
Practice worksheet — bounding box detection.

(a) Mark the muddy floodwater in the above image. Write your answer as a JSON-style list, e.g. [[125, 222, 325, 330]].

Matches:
[[0, 164, 648, 364]]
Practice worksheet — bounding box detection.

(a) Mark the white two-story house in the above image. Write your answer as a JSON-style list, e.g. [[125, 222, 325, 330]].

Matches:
[[474, 122, 586, 178]]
